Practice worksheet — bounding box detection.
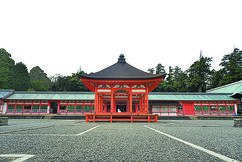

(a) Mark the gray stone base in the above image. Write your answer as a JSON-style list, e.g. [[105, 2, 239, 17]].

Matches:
[[0, 117, 8, 126], [233, 119, 242, 127]]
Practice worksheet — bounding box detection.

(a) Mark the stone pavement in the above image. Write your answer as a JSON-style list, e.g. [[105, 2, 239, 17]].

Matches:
[[0, 119, 241, 161]]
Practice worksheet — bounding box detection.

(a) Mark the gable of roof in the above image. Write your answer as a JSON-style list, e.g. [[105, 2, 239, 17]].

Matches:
[[206, 80, 242, 94], [0, 89, 14, 99]]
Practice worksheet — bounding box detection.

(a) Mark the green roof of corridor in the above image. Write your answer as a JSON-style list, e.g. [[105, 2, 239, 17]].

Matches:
[[4, 91, 238, 101], [148, 92, 237, 101], [6, 91, 95, 100]]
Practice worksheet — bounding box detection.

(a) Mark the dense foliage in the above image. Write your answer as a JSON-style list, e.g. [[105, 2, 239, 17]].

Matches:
[[149, 49, 242, 92], [0, 48, 241, 92]]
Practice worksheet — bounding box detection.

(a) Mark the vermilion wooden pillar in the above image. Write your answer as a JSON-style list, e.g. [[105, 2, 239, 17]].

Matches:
[[100, 96, 103, 113], [130, 91, 132, 113], [95, 89, 98, 113], [98, 96, 100, 113], [145, 92, 149, 113], [111, 89, 114, 113]]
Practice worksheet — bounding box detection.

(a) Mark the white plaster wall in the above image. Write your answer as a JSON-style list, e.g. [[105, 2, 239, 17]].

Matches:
[[2, 102, 8, 114]]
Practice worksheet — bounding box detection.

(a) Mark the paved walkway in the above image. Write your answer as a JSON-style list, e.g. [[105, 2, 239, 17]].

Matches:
[[0, 120, 241, 161]]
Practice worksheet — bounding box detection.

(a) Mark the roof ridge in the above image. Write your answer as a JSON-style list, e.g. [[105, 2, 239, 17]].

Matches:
[[0, 89, 15, 92], [14, 91, 94, 94]]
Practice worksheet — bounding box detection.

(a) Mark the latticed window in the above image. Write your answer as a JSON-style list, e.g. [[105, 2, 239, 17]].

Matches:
[[8, 105, 15, 109], [68, 105, 75, 110], [194, 106, 201, 110], [227, 106, 234, 111]]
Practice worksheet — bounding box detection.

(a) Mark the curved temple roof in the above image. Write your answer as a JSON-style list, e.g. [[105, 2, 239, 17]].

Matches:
[[78, 54, 166, 80]]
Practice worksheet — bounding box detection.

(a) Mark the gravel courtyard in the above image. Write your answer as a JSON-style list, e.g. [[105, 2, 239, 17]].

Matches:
[[0, 119, 241, 161]]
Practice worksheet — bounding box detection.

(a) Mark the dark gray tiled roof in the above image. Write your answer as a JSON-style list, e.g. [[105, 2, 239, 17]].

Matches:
[[79, 55, 165, 80]]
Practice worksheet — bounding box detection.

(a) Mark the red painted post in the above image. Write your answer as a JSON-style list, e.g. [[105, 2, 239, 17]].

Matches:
[[146, 92, 149, 114], [140, 98, 143, 113], [74, 101, 77, 114], [39, 101, 42, 115], [130, 91, 132, 113], [14, 101, 16, 114], [97, 96, 100, 113], [101, 96, 103, 113], [111, 89, 114, 113], [135, 104, 138, 113], [105, 104, 107, 113], [83, 101, 85, 115], [95, 88, 98, 113], [155, 115, 158, 123], [201, 103, 203, 115], [225, 102, 228, 115], [66, 101, 69, 115], [209, 102, 211, 115], [22, 101, 25, 115], [234, 103, 236, 115], [217, 102, 219, 116]]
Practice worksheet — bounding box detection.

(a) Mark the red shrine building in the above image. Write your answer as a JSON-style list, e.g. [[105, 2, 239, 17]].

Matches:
[[78, 54, 165, 122], [0, 55, 241, 120]]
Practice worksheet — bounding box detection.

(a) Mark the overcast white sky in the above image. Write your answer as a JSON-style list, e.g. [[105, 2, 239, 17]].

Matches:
[[1, 0, 242, 77]]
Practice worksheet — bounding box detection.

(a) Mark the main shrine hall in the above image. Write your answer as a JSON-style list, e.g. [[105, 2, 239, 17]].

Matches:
[[78, 54, 165, 122]]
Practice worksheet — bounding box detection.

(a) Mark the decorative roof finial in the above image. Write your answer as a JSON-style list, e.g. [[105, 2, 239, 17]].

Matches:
[[118, 54, 126, 63]]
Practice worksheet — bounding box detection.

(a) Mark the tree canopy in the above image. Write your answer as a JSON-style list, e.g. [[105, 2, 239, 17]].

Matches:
[[219, 48, 242, 86], [9, 62, 31, 91], [29, 66, 51, 91], [0, 48, 241, 92], [0, 48, 15, 89], [148, 48, 242, 92]]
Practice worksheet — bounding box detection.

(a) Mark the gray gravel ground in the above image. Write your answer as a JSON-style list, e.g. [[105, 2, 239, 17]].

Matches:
[[0, 119, 241, 161]]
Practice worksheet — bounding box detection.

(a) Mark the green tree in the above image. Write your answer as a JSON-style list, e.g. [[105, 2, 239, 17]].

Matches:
[[186, 57, 213, 92], [51, 74, 67, 91], [0, 48, 15, 89], [153, 81, 167, 92], [159, 66, 175, 92], [77, 66, 87, 75], [173, 66, 189, 92], [66, 74, 89, 91], [9, 62, 31, 91], [147, 68, 154, 74], [207, 69, 224, 89], [51, 73, 89, 91], [155, 63, 166, 74], [29, 80, 49, 91], [219, 48, 242, 86], [29, 66, 51, 91], [152, 63, 167, 92]]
